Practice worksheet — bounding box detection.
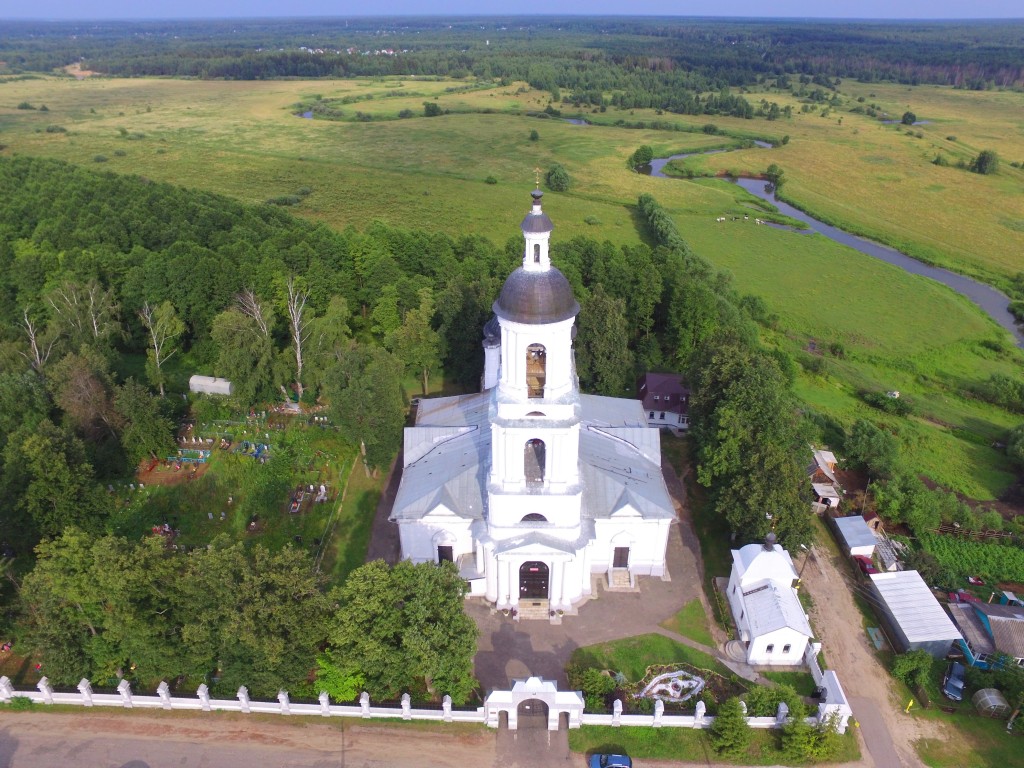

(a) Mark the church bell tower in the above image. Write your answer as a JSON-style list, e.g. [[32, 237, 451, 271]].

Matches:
[[485, 188, 583, 532]]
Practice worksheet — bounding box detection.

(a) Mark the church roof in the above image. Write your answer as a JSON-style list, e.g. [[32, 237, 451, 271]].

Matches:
[[493, 266, 580, 325], [389, 392, 675, 526], [741, 578, 813, 638]]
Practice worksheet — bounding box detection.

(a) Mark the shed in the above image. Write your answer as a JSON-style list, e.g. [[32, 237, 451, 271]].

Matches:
[[972, 688, 1010, 718], [868, 570, 963, 657], [189, 375, 233, 396], [832, 515, 877, 557]]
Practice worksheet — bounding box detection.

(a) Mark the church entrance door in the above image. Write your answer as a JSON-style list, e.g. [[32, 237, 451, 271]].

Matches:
[[519, 561, 549, 599]]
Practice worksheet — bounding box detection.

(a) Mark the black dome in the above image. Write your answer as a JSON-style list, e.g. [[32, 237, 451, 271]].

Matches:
[[493, 267, 580, 325]]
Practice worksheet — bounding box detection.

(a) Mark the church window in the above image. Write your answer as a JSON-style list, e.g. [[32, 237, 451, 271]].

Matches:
[[526, 344, 546, 398], [659, 412, 665, 420], [766, 644, 775, 654], [525, 439, 545, 485], [653, 395, 659, 400], [521, 513, 548, 523], [533, 243, 541, 263], [649, 411, 655, 419], [437, 545, 453, 563], [783, 644, 792, 654]]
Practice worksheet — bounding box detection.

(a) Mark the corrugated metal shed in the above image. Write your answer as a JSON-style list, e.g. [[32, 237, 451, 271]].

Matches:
[[869, 570, 963, 656], [833, 515, 877, 557], [188, 375, 233, 396]]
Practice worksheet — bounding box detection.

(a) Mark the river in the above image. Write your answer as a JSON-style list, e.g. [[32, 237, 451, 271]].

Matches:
[[643, 147, 1024, 346]]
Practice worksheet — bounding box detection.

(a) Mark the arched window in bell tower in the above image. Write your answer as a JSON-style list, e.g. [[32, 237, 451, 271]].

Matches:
[[525, 439, 545, 485], [526, 343, 546, 398], [533, 243, 541, 263]]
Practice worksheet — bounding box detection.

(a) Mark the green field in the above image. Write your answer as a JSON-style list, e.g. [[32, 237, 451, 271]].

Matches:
[[2, 74, 1023, 498]]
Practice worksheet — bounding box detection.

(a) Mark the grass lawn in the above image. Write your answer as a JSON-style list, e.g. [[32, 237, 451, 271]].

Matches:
[[761, 670, 818, 697], [570, 633, 734, 681], [660, 599, 715, 648], [569, 723, 861, 765], [915, 712, 1024, 768]]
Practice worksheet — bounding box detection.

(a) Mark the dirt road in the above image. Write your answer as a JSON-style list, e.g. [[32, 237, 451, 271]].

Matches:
[[800, 542, 948, 767]]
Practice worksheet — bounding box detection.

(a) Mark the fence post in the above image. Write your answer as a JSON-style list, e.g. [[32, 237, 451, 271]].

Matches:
[[117, 679, 133, 708], [0, 676, 15, 702], [197, 683, 211, 712], [776, 701, 789, 726], [77, 678, 94, 707], [319, 691, 331, 717], [694, 700, 706, 728], [442, 694, 452, 723], [653, 698, 664, 727], [278, 690, 291, 715], [37, 676, 54, 705], [612, 699, 622, 727], [359, 691, 371, 718], [237, 686, 251, 713], [157, 681, 172, 710], [401, 692, 411, 720]]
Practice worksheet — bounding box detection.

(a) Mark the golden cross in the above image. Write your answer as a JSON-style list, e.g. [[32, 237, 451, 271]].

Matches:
[[533, 167, 542, 188]]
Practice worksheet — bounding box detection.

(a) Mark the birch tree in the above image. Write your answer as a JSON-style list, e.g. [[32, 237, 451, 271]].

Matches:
[[46, 279, 120, 349], [284, 276, 311, 399], [139, 301, 183, 397], [20, 308, 59, 373]]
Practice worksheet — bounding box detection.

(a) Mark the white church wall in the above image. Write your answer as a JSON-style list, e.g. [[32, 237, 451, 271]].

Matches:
[[592, 519, 671, 576], [746, 627, 810, 666], [398, 520, 474, 564]]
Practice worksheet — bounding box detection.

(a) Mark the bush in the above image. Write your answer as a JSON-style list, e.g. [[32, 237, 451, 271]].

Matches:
[[545, 163, 571, 192], [423, 102, 443, 117], [744, 683, 799, 717], [266, 195, 301, 206], [529, 129, 539, 141], [583, 215, 601, 226], [970, 149, 999, 175], [702, 123, 719, 134], [630, 145, 654, 167], [5, 696, 35, 710], [863, 391, 911, 416], [93, 155, 108, 163], [901, 111, 917, 125], [484, 176, 497, 185], [973, 373, 1024, 412], [16, 101, 34, 110], [932, 154, 949, 167], [891, 649, 932, 688], [398, 109, 414, 118], [708, 696, 751, 756], [114, 149, 126, 157], [45, 125, 67, 133]]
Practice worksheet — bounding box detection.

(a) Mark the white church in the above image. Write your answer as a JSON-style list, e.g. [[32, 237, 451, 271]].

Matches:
[[389, 188, 675, 616]]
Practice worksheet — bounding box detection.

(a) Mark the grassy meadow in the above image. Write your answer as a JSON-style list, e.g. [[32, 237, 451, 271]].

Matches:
[[2, 74, 1024, 498]]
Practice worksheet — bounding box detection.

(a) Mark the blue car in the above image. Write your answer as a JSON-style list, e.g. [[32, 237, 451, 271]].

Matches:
[[589, 755, 632, 768], [942, 661, 965, 702]]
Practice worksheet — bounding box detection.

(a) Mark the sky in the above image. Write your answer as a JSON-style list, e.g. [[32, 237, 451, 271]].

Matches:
[[2, 1, 1021, 21]]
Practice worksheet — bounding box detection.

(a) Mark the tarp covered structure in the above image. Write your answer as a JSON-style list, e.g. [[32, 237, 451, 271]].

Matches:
[[189, 375, 233, 396]]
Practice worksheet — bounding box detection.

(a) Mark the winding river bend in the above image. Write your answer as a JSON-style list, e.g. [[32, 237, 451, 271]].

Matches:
[[643, 148, 1024, 346]]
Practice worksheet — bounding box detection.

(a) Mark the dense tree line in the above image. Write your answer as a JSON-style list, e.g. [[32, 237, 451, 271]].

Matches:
[[3, 17, 1022, 94], [16, 529, 476, 702]]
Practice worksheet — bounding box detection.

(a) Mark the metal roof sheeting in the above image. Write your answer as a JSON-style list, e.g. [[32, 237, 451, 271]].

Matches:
[[869, 571, 964, 643], [834, 515, 877, 551]]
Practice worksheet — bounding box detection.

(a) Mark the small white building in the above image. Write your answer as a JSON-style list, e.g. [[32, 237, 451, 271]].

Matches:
[[832, 515, 877, 558], [189, 375, 233, 396], [726, 535, 813, 666]]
